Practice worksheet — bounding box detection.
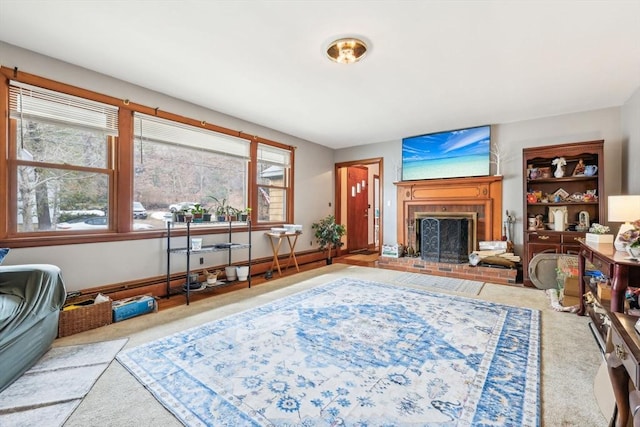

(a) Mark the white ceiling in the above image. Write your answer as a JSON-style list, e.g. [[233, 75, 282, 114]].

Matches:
[[1, 1, 639, 150]]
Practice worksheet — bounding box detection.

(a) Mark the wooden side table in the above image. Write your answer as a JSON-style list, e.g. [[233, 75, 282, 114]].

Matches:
[[577, 240, 640, 315], [265, 232, 301, 276], [607, 312, 640, 427]]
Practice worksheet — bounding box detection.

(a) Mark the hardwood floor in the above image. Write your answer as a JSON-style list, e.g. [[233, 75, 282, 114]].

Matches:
[[157, 255, 377, 311]]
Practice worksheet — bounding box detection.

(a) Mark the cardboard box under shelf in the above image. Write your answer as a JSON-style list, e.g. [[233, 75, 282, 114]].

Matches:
[[563, 295, 582, 307], [597, 282, 612, 301], [564, 276, 581, 297], [58, 297, 112, 337], [112, 294, 156, 322]]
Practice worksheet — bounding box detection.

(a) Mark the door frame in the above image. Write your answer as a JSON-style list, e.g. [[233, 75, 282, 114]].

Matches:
[[334, 157, 384, 256]]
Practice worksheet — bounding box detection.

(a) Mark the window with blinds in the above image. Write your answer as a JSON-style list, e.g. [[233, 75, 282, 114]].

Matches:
[[2, 73, 295, 241], [256, 143, 291, 223], [8, 81, 117, 233], [133, 113, 250, 225]]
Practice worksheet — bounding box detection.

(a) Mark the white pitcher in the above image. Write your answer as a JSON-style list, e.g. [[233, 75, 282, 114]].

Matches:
[[553, 210, 566, 231]]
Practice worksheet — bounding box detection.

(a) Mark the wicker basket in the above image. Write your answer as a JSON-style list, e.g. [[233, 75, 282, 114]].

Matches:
[[58, 297, 113, 338]]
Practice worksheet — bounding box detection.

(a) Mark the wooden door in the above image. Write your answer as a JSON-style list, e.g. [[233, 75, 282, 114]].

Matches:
[[347, 166, 368, 252]]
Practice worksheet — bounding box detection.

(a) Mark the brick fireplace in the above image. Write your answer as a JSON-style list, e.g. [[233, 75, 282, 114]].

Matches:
[[380, 176, 519, 285], [395, 176, 503, 248]]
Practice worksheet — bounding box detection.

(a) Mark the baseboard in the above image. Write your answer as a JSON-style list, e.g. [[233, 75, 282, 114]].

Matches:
[[64, 249, 329, 303]]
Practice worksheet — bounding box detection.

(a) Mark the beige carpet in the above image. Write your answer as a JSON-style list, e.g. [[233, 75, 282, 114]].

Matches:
[[55, 264, 608, 426]]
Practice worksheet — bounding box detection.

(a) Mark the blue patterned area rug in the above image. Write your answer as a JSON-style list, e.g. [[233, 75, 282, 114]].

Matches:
[[118, 278, 540, 426]]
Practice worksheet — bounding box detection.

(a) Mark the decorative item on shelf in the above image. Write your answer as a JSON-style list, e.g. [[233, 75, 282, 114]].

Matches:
[[191, 238, 203, 251], [528, 215, 543, 230], [553, 209, 566, 231], [569, 192, 584, 202], [548, 206, 568, 230], [576, 211, 590, 232], [236, 266, 249, 281], [528, 168, 540, 180], [224, 266, 237, 281], [552, 188, 569, 202], [551, 157, 567, 178], [608, 195, 640, 251], [584, 165, 598, 176], [538, 167, 551, 179], [584, 189, 598, 202], [311, 214, 346, 264], [526, 193, 538, 204], [203, 269, 222, 285], [572, 159, 586, 176]]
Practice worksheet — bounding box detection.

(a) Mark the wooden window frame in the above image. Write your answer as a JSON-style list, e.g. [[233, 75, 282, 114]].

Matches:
[[0, 67, 295, 248]]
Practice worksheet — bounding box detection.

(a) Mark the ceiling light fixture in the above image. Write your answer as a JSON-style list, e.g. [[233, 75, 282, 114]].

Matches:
[[326, 38, 368, 64]]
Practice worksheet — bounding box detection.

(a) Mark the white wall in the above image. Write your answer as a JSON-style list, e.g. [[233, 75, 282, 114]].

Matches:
[[622, 86, 640, 193], [335, 107, 623, 255], [0, 42, 335, 291]]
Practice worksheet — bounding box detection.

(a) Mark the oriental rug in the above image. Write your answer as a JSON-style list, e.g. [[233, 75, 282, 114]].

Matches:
[[118, 278, 540, 426], [0, 338, 127, 427]]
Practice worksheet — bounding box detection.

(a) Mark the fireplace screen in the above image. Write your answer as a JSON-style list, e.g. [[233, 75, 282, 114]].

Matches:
[[420, 218, 470, 263]]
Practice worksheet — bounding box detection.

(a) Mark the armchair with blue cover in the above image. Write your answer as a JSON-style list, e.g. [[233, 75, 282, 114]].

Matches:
[[0, 249, 67, 392]]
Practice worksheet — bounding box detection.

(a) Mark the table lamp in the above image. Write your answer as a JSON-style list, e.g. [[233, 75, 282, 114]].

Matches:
[[608, 195, 640, 251]]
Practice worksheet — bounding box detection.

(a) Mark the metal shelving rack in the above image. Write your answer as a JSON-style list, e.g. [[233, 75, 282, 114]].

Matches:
[[166, 218, 252, 305]]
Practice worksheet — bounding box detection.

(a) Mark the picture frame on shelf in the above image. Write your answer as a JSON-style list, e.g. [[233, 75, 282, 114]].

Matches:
[[552, 188, 569, 201]]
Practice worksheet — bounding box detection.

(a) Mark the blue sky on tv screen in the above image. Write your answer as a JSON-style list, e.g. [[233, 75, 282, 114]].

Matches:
[[401, 126, 490, 180]]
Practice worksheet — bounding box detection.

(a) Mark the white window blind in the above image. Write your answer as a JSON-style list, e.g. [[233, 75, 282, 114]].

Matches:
[[134, 113, 249, 158], [258, 143, 291, 166], [9, 81, 118, 134]]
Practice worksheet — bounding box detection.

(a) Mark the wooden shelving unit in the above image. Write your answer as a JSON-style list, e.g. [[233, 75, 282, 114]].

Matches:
[[522, 140, 605, 287]]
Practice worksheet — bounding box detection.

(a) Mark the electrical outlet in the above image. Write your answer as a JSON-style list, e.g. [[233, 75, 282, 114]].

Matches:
[[199, 257, 204, 265], [310, 241, 313, 246]]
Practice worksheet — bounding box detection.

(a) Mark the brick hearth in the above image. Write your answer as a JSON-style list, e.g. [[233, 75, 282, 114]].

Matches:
[[377, 256, 521, 285]]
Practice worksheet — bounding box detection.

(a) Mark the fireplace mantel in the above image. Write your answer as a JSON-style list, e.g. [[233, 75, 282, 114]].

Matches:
[[395, 176, 503, 248]]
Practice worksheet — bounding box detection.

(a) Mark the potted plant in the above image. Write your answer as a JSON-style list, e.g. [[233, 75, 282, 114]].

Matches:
[[210, 197, 229, 222], [311, 214, 346, 264], [240, 207, 251, 222], [175, 206, 190, 222], [190, 203, 205, 222], [227, 206, 240, 222]]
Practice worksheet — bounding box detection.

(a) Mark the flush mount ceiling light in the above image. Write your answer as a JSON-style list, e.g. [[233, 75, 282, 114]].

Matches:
[[326, 38, 368, 64]]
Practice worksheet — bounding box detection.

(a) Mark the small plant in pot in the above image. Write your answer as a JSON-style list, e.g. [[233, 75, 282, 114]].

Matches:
[[175, 206, 190, 222], [311, 214, 346, 264], [227, 206, 240, 222], [190, 203, 205, 222], [210, 197, 229, 221], [240, 207, 251, 222]]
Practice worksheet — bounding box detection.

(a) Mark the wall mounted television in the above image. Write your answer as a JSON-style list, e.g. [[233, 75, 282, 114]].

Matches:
[[401, 125, 491, 181]]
